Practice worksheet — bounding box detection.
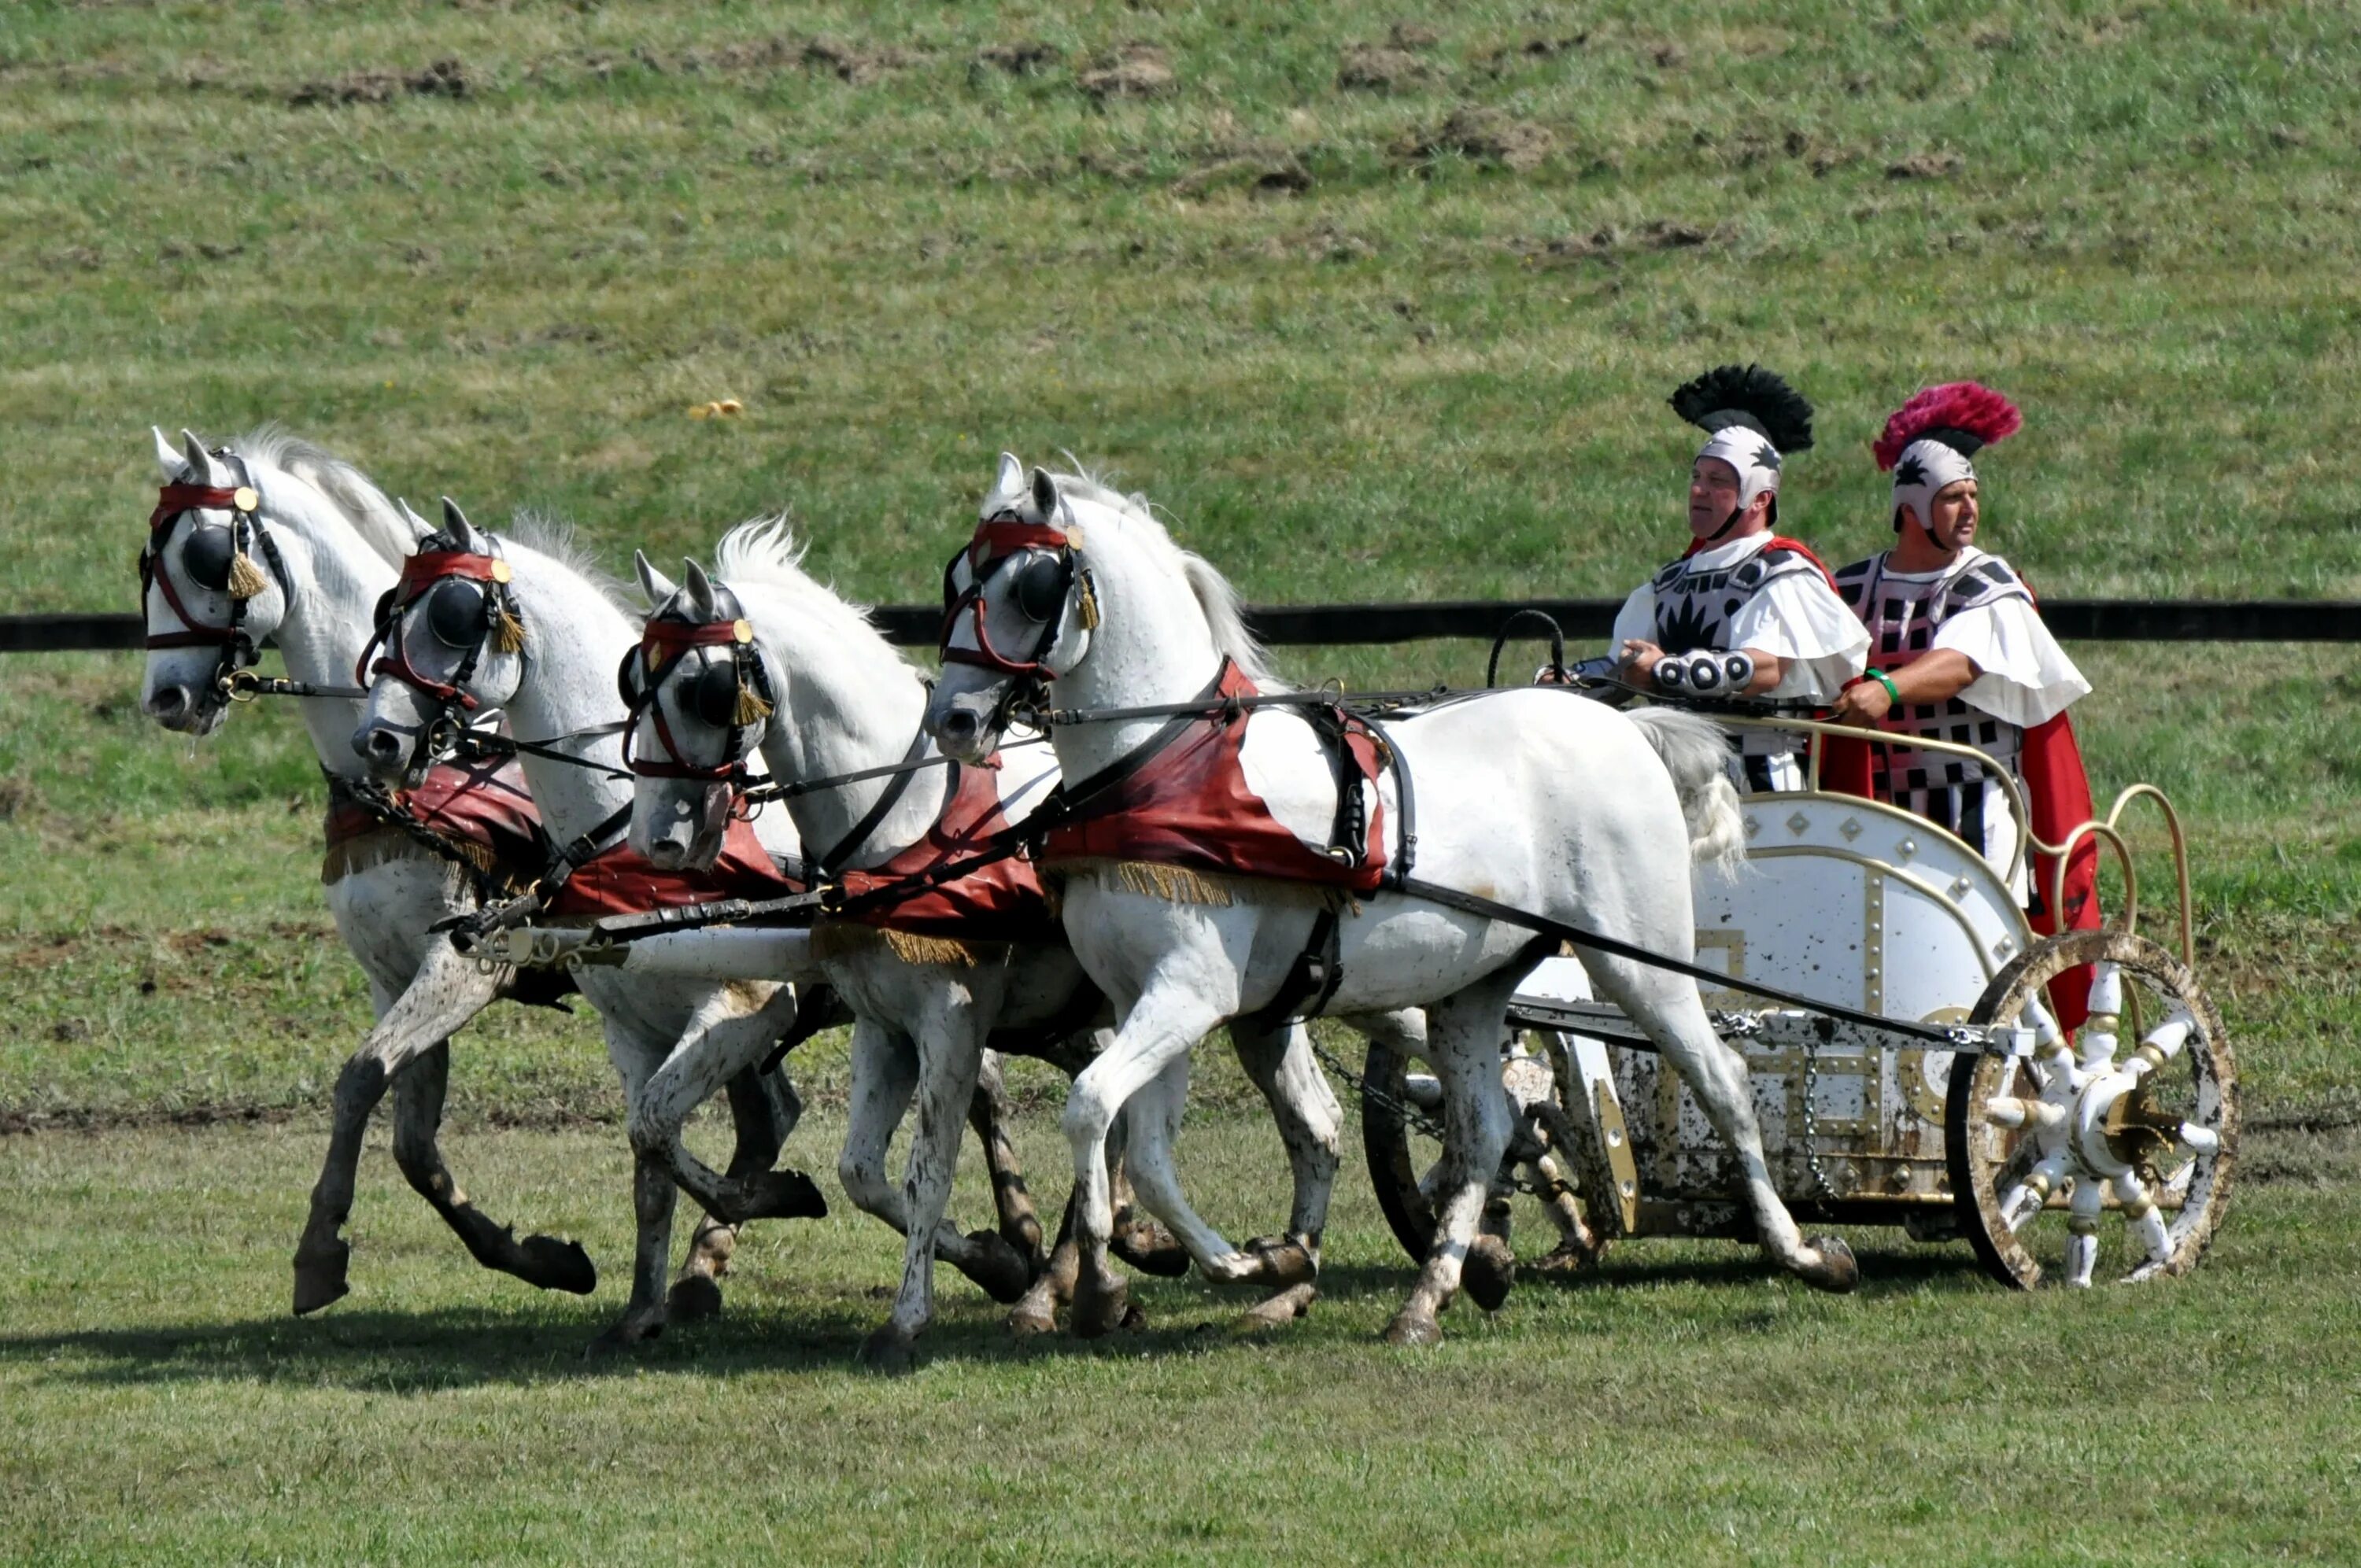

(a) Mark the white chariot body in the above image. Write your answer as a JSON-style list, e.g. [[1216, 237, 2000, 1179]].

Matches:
[[1362, 716, 2237, 1291]]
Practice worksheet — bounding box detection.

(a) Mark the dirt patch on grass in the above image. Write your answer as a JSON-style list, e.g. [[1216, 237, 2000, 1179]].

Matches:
[[1403, 108, 1552, 172], [1886, 150, 1966, 180], [1338, 45, 1431, 92], [1079, 44, 1177, 101], [1172, 154, 1312, 198], [976, 40, 1062, 76], [799, 36, 914, 86], [287, 57, 467, 108], [1512, 219, 1716, 265]]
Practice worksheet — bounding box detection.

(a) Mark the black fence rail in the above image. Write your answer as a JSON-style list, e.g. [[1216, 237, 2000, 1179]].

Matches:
[[13, 600, 2358, 655]]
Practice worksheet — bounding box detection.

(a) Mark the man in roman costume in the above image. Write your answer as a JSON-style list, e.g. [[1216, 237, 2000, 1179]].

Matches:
[[1828, 383, 2103, 1024], [1610, 364, 1870, 791]]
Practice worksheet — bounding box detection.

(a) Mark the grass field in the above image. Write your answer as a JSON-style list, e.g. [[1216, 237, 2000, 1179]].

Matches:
[[2, 0, 2357, 1560]]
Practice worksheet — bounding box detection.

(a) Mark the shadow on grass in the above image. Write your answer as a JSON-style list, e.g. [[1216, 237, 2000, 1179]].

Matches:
[[0, 1238, 2001, 1391]]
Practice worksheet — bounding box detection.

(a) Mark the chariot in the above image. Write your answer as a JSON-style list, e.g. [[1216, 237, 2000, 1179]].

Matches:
[[1360, 716, 2237, 1292]]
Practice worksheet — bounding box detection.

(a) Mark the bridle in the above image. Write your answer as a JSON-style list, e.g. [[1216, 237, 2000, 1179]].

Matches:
[[139, 449, 295, 704], [938, 514, 1098, 681], [619, 612, 774, 786], [354, 543, 527, 784]]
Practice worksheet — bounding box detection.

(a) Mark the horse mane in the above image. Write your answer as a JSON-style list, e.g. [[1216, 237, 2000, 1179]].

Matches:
[[1052, 465, 1277, 688], [231, 424, 417, 570], [503, 509, 639, 621], [711, 515, 893, 652]]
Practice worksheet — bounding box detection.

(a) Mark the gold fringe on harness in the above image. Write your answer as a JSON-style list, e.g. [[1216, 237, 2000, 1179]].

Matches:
[[321, 827, 501, 888], [227, 551, 270, 600], [1105, 859, 1236, 907], [812, 919, 985, 968], [490, 600, 527, 655], [735, 682, 774, 725]]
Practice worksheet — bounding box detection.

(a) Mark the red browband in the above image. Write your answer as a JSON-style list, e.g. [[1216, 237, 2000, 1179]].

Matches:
[[968, 518, 1068, 563], [149, 484, 244, 533], [641, 618, 748, 657], [396, 550, 506, 602]]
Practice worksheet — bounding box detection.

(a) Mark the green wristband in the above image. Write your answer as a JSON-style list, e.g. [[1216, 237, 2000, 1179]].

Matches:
[[1868, 670, 1901, 705]]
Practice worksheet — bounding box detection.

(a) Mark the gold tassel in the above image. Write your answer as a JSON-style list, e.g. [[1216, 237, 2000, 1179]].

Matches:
[[490, 599, 527, 655], [734, 681, 773, 725], [1107, 859, 1235, 906], [227, 551, 270, 600]]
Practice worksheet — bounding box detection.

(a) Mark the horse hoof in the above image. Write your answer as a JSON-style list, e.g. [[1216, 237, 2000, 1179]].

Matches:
[[520, 1234, 599, 1296], [961, 1230, 1035, 1305], [859, 1326, 920, 1375], [1119, 1302, 1147, 1332], [1007, 1297, 1059, 1337], [1244, 1235, 1317, 1289], [1072, 1271, 1130, 1340], [1238, 1282, 1317, 1332], [1463, 1236, 1517, 1312], [1381, 1308, 1443, 1348], [1111, 1222, 1192, 1278], [1796, 1234, 1860, 1294], [748, 1168, 829, 1222], [667, 1273, 724, 1323], [290, 1241, 351, 1316], [586, 1313, 665, 1357], [1528, 1240, 1605, 1278]]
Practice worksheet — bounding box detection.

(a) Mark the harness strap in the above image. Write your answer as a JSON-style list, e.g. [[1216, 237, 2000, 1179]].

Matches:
[[1391, 875, 1957, 1044], [813, 725, 934, 876], [1243, 902, 1344, 1030]]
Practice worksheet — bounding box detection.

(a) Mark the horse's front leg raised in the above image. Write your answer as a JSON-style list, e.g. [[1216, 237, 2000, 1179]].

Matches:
[[626, 987, 826, 1237], [294, 939, 510, 1314], [1384, 978, 1524, 1346]]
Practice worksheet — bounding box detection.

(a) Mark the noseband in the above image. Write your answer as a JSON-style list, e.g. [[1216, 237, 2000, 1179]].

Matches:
[[139, 451, 295, 702], [621, 615, 774, 786]]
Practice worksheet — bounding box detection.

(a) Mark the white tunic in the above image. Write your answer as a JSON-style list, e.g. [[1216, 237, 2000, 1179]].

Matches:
[[1611, 531, 1870, 791]]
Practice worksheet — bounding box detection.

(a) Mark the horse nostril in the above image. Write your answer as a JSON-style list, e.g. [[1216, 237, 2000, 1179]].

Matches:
[[147, 687, 187, 719], [940, 708, 979, 743], [360, 729, 405, 764]]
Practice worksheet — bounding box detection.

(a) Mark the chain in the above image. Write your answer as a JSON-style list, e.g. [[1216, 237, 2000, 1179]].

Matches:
[[1304, 1031, 1447, 1145]]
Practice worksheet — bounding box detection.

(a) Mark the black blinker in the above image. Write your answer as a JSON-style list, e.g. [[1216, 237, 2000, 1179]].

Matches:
[[425, 579, 486, 648], [1014, 553, 1066, 622], [616, 647, 648, 711], [689, 658, 741, 728], [183, 524, 238, 592]]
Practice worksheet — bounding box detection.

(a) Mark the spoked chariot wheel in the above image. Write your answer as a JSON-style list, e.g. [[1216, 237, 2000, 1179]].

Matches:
[[1945, 927, 2237, 1289], [1361, 1030, 1617, 1305]]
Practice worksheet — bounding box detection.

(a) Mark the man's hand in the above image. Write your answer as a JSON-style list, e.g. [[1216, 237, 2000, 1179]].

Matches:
[[1831, 678, 1892, 728], [1617, 639, 1665, 684]]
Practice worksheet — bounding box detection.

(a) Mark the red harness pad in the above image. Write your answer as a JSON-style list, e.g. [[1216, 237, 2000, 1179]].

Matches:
[[323, 757, 549, 889], [835, 758, 1057, 941], [548, 816, 804, 920], [1043, 662, 1388, 894]]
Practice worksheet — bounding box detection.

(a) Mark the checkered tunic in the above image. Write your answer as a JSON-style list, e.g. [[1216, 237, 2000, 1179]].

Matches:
[[1642, 542, 1833, 791], [1833, 552, 2035, 865]]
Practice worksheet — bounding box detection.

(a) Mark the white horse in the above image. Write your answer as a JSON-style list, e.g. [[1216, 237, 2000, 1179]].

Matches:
[[136, 428, 794, 1316], [623, 522, 1360, 1365], [346, 499, 846, 1346], [926, 455, 1860, 1344]]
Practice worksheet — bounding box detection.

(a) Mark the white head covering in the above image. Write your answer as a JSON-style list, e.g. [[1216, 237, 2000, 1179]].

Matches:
[[1875, 382, 2022, 533], [1671, 364, 1815, 526]]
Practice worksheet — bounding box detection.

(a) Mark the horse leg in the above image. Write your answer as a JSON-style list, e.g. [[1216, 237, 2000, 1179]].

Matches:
[[1061, 976, 1232, 1340], [1225, 1016, 1344, 1303], [1008, 1189, 1079, 1337], [967, 1048, 1045, 1268], [864, 1010, 1010, 1372], [1584, 952, 1857, 1292], [679, 1056, 805, 1322], [293, 940, 507, 1315], [390, 1039, 597, 1297], [593, 1028, 686, 1352], [1385, 978, 1523, 1346], [628, 989, 826, 1232], [838, 1016, 1030, 1323]]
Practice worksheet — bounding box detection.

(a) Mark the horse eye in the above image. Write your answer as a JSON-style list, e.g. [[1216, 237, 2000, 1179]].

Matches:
[[424, 580, 486, 647], [942, 551, 973, 610], [691, 660, 741, 727], [1014, 555, 1066, 621], [182, 525, 237, 592]]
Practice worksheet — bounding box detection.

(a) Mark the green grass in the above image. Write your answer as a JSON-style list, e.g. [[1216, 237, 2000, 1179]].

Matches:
[[1, 3, 2356, 1557], [2, 1116, 2358, 1563]]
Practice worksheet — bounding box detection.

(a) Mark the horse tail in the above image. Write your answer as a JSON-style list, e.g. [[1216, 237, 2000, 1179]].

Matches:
[[1625, 707, 1746, 873]]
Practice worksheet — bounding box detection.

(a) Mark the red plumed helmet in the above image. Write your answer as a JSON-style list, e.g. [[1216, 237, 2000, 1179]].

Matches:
[[1872, 382, 2022, 471]]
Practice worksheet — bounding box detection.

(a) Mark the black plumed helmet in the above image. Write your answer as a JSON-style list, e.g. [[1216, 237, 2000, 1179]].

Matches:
[[1669, 364, 1816, 454]]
